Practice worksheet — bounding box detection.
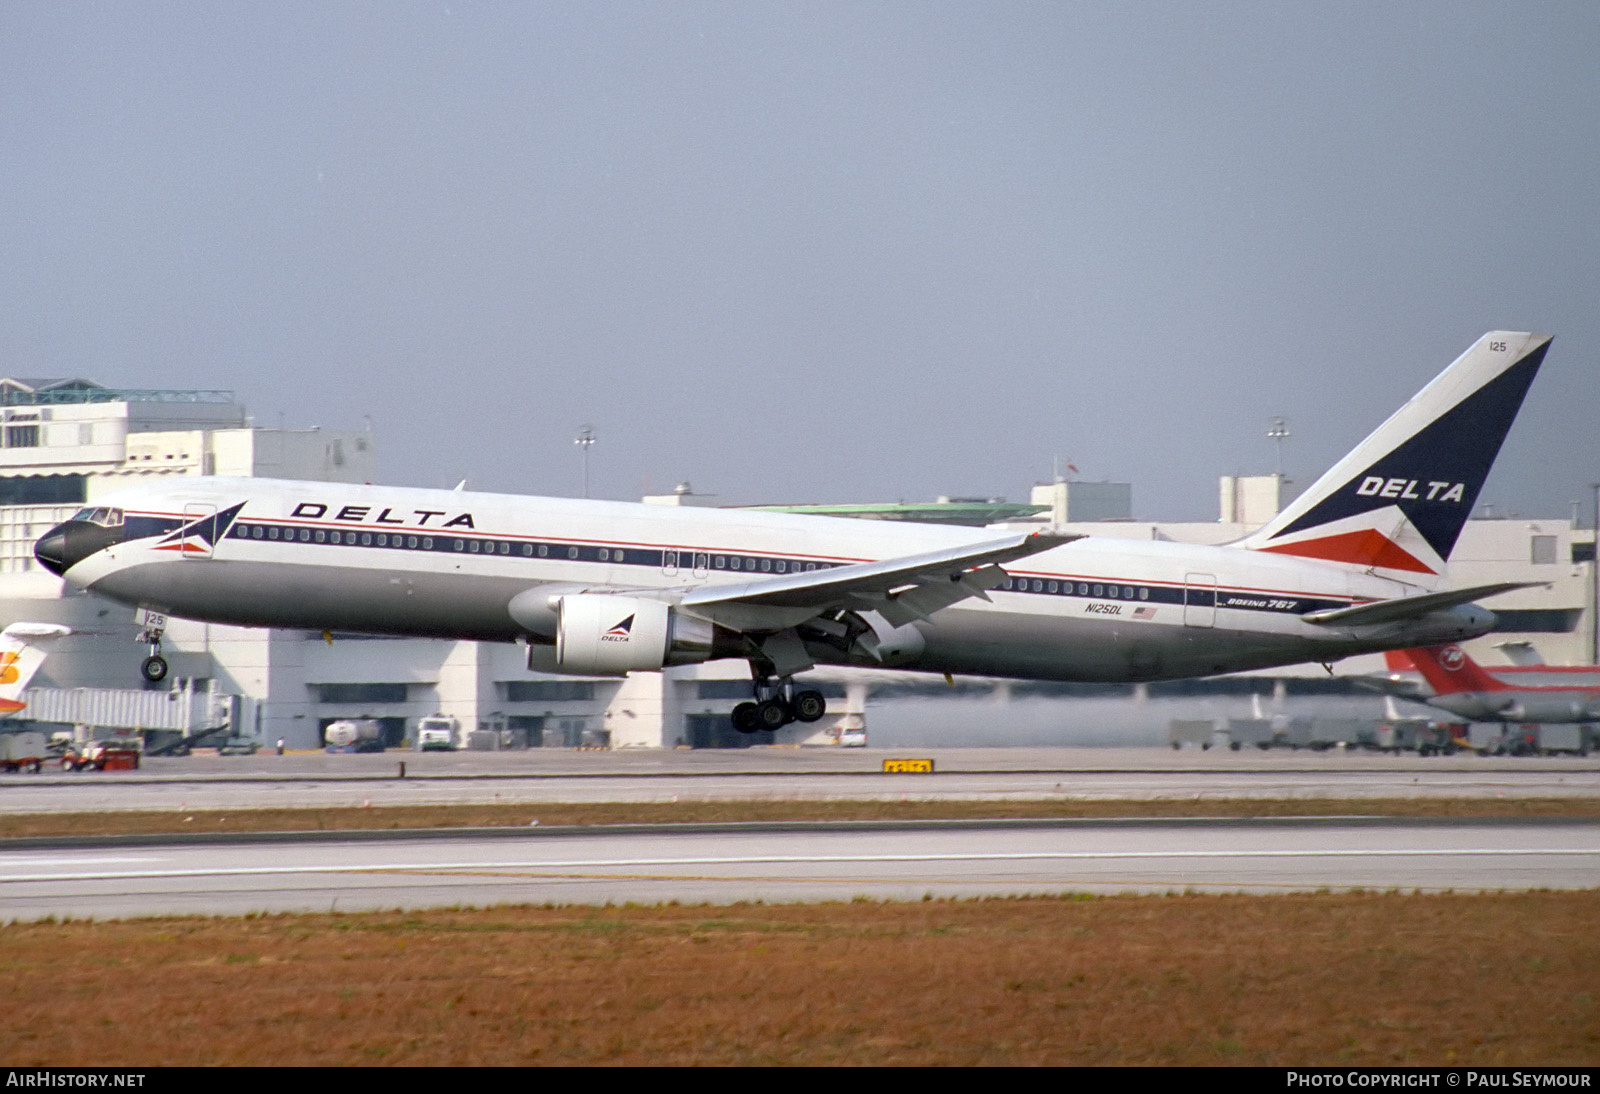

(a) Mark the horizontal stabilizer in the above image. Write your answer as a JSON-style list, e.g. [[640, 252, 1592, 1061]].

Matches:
[[0, 623, 72, 641], [1300, 581, 1543, 627]]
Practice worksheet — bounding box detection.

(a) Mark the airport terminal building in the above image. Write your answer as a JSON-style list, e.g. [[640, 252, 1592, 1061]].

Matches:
[[0, 378, 1593, 751]]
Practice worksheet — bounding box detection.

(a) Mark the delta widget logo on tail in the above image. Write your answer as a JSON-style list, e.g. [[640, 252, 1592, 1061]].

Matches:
[[1244, 332, 1550, 578]]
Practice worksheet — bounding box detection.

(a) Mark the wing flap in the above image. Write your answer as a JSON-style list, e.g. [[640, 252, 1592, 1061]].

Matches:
[[680, 531, 1077, 632]]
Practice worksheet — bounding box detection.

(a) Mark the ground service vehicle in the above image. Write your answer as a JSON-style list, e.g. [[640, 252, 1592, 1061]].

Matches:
[[64, 738, 142, 771], [416, 715, 458, 751], [324, 719, 384, 753], [0, 731, 51, 773]]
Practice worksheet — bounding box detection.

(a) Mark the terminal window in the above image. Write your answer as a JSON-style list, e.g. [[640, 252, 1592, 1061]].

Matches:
[[315, 683, 409, 704], [0, 475, 86, 506]]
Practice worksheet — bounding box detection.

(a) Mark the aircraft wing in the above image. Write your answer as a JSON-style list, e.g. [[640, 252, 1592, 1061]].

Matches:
[[1300, 581, 1544, 627], [678, 531, 1079, 632]]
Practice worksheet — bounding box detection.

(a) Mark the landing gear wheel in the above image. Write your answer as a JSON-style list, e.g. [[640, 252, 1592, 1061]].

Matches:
[[141, 655, 169, 683], [757, 700, 790, 731], [731, 702, 763, 734], [792, 690, 827, 723]]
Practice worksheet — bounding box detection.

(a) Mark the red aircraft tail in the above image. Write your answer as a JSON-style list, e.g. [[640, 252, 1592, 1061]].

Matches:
[[1393, 645, 1507, 695]]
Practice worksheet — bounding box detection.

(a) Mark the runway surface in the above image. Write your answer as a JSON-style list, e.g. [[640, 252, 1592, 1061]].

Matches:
[[5, 748, 1596, 920], [4, 817, 1596, 920], [2, 747, 1597, 813]]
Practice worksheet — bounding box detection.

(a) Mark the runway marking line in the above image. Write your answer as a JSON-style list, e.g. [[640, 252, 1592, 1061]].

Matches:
[[4, 846, 1599, 884]]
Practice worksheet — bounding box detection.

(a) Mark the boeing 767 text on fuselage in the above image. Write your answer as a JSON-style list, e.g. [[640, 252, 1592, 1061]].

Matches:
[[35, 332, 1549, 733]]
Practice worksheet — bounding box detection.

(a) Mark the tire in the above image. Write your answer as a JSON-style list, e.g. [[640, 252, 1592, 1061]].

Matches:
[[792, 690, 827, 723], [731, 702, 762, 734], [141, 655, 169, 683], [757, 700, 790, 731]]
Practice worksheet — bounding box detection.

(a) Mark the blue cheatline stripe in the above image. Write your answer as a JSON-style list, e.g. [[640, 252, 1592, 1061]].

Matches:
[[164, 517, 1355, 619]]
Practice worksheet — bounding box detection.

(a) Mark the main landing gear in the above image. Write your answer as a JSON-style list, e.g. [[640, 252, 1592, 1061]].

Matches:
[[731, 675, 827, 735]]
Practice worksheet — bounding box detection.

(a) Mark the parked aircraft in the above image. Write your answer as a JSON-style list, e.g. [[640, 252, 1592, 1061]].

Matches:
[[1384, 644, 1600, 725], [0, 622, 72, 717], [34, 331, 1550, 733]]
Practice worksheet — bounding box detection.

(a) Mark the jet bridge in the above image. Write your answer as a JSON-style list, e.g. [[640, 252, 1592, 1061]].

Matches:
[[17, 681, 248, 744]]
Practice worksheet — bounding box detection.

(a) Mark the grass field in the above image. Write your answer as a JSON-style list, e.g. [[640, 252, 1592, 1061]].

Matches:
[[3, 798, 1596, 1065], [2, 892, 1596, 1066]]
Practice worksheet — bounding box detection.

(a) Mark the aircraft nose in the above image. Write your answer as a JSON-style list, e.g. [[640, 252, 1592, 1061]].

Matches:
[[34, 525, 69, 576], [36, 517, 127, 577]]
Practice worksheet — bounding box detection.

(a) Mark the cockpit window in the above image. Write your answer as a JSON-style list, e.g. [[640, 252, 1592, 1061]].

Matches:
[[71, 507, 124, 528]]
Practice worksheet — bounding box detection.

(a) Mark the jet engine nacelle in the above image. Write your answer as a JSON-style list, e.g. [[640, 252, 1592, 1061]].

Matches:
[[554, 594, 715, 675]]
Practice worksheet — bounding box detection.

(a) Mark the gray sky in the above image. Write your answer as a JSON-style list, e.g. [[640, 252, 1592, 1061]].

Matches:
[[4, 2, 1597, 521]]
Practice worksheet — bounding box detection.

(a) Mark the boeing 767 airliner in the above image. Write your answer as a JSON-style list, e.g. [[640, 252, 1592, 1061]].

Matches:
[[35, 331, 1550, 733]]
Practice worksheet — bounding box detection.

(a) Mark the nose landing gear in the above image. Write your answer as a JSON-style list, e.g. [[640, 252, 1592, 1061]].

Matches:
[[731, 674, 827, 734], [139, 626, 168, 683]]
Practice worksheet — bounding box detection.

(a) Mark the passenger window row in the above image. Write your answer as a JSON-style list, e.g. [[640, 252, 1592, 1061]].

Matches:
[[227, 522, 836, 575]]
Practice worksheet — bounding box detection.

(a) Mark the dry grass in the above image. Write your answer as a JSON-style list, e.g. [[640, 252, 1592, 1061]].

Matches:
[[4, 795, 1600, 840], [5, 800, 1596, 1064], [2, 891, 1596, 1066]]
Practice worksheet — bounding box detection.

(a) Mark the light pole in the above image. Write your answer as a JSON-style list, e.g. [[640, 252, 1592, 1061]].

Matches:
[[1267, 417, 1290, 477], [574, 425, 595, 499]]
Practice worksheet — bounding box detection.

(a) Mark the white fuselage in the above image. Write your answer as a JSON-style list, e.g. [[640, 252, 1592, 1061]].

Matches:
[[56, 477, 1493, 683], [1424, 689, 1600, 724]]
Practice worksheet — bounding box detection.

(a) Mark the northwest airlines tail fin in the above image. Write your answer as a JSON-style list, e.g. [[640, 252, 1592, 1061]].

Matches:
[[1241, 332, 1549, 582], [0, 622, 71, 716], [1393, 644, 1507, 695]]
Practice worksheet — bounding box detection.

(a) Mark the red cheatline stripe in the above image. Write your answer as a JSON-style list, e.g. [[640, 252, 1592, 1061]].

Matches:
[[1257, 529, 1435, 574]]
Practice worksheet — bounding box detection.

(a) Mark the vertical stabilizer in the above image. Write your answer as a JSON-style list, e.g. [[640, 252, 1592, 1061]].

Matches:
[[0, 623, 71, 716], [1242, 332, 1549, 583], [1398, 644, 1508, 696]]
